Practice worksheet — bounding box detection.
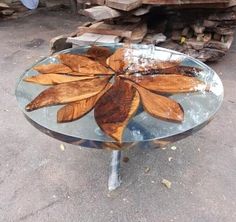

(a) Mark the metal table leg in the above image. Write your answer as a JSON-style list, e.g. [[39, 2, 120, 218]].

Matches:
[[108, 150, 121, 191]]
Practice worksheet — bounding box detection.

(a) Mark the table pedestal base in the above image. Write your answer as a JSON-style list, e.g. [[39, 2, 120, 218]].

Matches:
[[108, 150, 121, 191]]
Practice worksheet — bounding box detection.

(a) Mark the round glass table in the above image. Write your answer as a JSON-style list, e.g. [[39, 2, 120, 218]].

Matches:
[[15, 44, 224, 190]]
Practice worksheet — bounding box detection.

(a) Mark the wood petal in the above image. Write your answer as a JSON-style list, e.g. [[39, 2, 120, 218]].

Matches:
[[106, 48, 126, 73], [95, 78, 140, 142], [66, 72, 95, 76], [24, 74, 95, 85], [58, 53, 114, 75], [57, 83, 112, 122], [106, 48, 190, 76], [153, 61, 180, 69], [26, 77, 110, 111], [122, 74, 206, 94], [156, 65, 202, 76], [130, 65, 202, 76], [86, 45, 113, 66], [134, 84, 184, 122], [33, 63, 72, 74]]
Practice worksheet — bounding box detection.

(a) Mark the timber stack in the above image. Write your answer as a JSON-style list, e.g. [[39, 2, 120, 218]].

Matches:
[[68, 0, 236, 62], [0, 2, 18, 18]]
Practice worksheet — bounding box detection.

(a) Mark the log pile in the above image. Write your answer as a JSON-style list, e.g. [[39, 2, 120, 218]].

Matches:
[[69, 0, 236, 62], [0, 0, 73, 20], [0, 2, 16, 18], [0, 1, 39, 20]]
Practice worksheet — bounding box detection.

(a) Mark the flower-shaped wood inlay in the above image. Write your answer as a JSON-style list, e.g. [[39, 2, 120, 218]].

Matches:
[[25, 45, 207, 143]]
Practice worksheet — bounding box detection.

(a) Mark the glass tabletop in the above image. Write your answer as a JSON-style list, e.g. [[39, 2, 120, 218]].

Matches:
[[15, 44, 224, 149]]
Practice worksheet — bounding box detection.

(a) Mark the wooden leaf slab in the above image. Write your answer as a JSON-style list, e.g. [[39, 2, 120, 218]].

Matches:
[[86, 45, 113, 66], [25, 77, 110, 111], [153, 61, 180, 69], [94, 78, 140, 142], [130, 65, 202, 76], [24, 74, 95, 85], [33, 63, 72, 74], [106, 48, 126, 73], [128, 61, 180, 74], [134, 84, 184, 122], [57, 83, 112, 123], [123, 74, 206, 93], [58, 54, 114, 75], [155, 65, 202, 76]]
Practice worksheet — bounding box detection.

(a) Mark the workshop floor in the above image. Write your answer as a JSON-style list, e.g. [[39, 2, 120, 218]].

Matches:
[[0, 9, 235, 222]]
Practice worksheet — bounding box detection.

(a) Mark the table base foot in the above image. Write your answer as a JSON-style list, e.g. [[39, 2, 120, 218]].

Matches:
[[108, 150, 121, 191]]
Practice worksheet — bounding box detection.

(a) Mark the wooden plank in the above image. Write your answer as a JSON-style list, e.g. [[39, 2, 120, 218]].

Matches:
[[198, 48, 226, 62], [130, 23, 147, 43], [117, 16, 142, 23], [142, 0, 229, 5], [106, 0, 142, 11], [213, 26, 235, 35], [78, 21, 148, 42], [89, 0, 106, 5], [142, 33, 167, 44], [209, 11, 236, 20], [185, 39, 205, 50], [0, 3, 10, 9], [1, 9, 14, 16], [205, 36, 234, 51], [67, 33, 121, 46], [132, 5, 151, 16], [228, 0, 236, 6], [165, 3, 232, 8], [78, 22, 133, 38], [82, 6, 121, 20]]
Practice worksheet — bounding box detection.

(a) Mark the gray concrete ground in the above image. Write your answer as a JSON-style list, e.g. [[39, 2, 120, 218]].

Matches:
[[0, 9, 236, 222]]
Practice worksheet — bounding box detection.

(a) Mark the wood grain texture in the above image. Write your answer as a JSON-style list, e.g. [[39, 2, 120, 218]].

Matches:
[[106, 0, 142, 11], [82, 5, 121, 21], [78, 24, 133, 39], [129, 65, 202, 76], [129, 23, 147, 43], [67, 34, 121, 46], [57, 83, 112, 122], [0, 3, 10, 9], [153, 61, 180, 69], [142, 0, 229, 5], [106, 48, 126, 73], [122, 74, 206, 93], [33, 63, 72, 74], [156, 65, 202, 76], [25, 77, 110, 111], [94, 78, 140, 142], [134, 84, 184, 122], [86, 45, 113, 66], [24, 74, 95, 85], [58, 54, 114, 75], [132, 5, 151, 16], [126, 60, 180, 74]]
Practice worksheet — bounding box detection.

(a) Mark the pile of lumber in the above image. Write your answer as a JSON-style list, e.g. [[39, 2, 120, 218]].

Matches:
[[0, 1, 75, 20], [0, 2, 16, 18], [0, 2, 30, 19], [158, 7, 236, 61], [67, 0, 236, 62]]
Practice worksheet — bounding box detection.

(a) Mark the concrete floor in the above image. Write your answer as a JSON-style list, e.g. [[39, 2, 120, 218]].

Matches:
[[0, 9, 236, 222]]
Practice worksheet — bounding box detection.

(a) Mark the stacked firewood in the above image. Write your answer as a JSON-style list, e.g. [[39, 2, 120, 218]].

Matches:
[[68, 0, 236, 62], [154, 7, 236, 62], [0, 1, 33, 19], [0, 2, 16, 18], [0, 1, 73, 20]]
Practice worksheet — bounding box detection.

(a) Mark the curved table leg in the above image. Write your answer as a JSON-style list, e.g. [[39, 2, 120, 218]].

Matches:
[[108, 150, 121, 191]]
